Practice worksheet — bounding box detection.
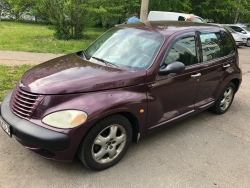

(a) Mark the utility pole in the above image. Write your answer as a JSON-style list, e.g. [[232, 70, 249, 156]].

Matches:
[[140, 0, 149, 23]]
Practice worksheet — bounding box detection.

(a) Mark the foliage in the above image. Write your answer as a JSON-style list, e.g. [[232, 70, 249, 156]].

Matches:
[[149, 0, 191, 14], [0, 0, 35, 19], [237, 0, 250, 23], [0, 0, 13, 19], [34, 0, 141, 39], [2, 0, 250, 40], [190, 0, 250, 23], [34, 0, 87, 40]]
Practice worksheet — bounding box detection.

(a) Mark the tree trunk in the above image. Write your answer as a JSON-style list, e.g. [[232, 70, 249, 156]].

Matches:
[[140, 0, 149, 23], [234, 0, 241, 23]]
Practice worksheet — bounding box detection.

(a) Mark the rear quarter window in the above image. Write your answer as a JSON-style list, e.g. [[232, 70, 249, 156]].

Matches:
[[221, 31, 235, 56]]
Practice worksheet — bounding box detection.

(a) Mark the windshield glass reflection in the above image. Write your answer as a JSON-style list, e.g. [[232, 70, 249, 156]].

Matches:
[[85, 28, 164, 70]]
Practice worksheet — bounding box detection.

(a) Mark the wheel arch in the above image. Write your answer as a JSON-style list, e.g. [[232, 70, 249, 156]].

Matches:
[[230, 78, 240, 93], [79, 111, 141, 151], [118, 112, 140, 143]]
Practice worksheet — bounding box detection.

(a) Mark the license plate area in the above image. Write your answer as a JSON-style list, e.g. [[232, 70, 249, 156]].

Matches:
[[0, 116, 12, 137]]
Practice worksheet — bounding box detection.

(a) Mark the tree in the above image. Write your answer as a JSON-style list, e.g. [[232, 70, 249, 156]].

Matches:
[[8, 0, 35, 19], [89, 0, 128, 27], [0, 0, 14, 19], [34, 0, 90, 39], [148, 0, 191, 14], [189, 0, 247, 23], [236, 0, 250, 23]]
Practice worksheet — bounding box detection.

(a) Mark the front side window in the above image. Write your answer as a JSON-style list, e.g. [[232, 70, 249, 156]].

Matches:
[[84, 28, 164, 70], [233, 26, 244, 32], [164, 36, 197, 67], [199, 32, 223, 62]]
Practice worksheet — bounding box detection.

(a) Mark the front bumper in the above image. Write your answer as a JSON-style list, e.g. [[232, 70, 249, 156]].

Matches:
[[235, 41, 246, 46], [0, 90, 73, 161]]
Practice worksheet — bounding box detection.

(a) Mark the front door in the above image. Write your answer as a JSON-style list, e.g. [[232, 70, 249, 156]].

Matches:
[[147, 33, 201, 130]]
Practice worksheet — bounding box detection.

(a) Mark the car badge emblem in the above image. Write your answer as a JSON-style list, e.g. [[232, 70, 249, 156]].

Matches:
[[19, 81, 26, 90]]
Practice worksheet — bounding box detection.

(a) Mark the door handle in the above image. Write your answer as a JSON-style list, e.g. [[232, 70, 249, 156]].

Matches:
[[191, 73, 201, 78], [223, 64, 230, 68]]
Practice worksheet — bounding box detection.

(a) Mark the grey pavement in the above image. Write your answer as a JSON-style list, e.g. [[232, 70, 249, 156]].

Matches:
[[0, 47, 250, 187], [0, 50, 64, 62]]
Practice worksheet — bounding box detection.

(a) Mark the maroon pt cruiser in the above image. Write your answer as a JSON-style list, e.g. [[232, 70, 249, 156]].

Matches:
[[0, 21, 242, 170]]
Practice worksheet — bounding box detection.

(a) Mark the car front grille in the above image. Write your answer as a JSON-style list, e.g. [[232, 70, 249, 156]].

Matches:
[[10, 87, 44, 120]]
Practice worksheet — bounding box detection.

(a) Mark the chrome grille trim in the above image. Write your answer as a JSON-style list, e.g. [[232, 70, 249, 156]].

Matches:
[[10, 87, 44, 120]]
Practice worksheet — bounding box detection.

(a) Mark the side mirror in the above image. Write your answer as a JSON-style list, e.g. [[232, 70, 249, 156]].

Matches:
[[241, 31, 247, 34], [159, 61, 185, 75]]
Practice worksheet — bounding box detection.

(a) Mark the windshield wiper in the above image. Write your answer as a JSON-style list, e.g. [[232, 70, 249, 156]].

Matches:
[[81, 50, 88, 59], [92, 56, 119, 68]]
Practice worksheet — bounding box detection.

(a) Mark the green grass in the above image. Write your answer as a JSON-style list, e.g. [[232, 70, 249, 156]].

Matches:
[[0, 21, 108, 100], [0, 65, 34, 101], [0, 20, 108, 54]]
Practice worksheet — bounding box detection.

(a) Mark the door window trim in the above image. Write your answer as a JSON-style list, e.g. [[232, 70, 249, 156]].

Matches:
[[197, 29, 235, 63], [159, 32, 200, 69]]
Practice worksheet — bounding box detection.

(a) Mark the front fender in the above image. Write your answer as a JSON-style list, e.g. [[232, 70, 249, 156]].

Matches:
[[32, 85, 148, 137]]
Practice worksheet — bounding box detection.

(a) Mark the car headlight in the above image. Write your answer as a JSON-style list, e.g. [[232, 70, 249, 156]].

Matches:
[[234, 36, 242, 41], [42, 110, 88, 129]]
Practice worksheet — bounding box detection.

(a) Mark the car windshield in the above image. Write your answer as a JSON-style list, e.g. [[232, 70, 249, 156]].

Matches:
[[84, 27, 164, 70], [243, 26, 250, 32], [223, 25, 235, 33], [194, 17, 206, 23]]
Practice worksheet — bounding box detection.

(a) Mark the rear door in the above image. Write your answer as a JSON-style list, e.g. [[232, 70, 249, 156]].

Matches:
[[194, 29, 236, 109]]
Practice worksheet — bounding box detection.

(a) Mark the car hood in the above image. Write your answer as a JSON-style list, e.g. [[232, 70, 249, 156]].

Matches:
[[20, 53, 146, 94], [231, 33, 244, 39]]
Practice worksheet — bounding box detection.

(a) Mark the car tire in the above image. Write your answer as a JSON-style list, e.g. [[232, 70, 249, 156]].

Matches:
[[77, 114, 132, 171], [210, 82, 236, 114], [246, 39, 250, 47]]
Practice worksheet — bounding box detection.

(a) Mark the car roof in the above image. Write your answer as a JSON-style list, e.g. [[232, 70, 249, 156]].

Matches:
[[148, 11, 202, 19], [226, 24, 244, 27], [119, 21, 221, 37]]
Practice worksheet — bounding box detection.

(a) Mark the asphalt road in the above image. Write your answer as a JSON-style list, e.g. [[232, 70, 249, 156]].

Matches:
[[0, 47, 250, 188]]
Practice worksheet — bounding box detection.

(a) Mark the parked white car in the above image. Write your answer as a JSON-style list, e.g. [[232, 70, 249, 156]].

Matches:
[[212, 24, 247, 47], [147, 11, 205, 23], [226, 24, 250, 46]]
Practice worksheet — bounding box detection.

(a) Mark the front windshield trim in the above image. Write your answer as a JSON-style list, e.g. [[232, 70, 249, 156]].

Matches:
[[223, 25, 235, 33], [84, 27, 165, 71], [243, 26, 250, 32]]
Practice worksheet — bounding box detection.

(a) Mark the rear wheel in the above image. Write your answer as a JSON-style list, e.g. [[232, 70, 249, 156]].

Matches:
[[77, 115, 132, 170], [210, 82, 235, 114]]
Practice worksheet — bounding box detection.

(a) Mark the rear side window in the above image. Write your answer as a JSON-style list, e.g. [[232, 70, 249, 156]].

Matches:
[[221, 31, 235, 55], [164, 36, 197, 66], [199, 32, 223, 62]]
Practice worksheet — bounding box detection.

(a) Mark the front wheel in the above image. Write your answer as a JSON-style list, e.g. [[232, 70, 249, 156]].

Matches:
[[246, 39, 250, 47], [210, 82, 236, 114], [77, 115, 132, 170]]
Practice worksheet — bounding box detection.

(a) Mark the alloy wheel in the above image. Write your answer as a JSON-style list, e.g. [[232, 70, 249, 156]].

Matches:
[[220, 87, 233, 111], [91, 124, 126, 164]]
